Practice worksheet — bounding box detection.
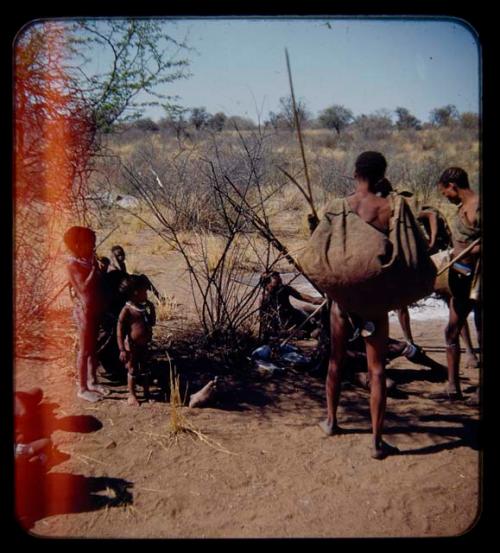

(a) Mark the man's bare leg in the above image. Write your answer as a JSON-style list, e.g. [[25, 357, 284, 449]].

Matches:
[[76, 328, 100, 403], [396, 307, 413, 344], [365, 314, 398, 459], [320, 303, 347, 436], [127, 374, 140, 406], [473, 301, 482, 353], [87, 354, 110, 396], [460, 320, 479, 369], [445, 297, 473, 399]]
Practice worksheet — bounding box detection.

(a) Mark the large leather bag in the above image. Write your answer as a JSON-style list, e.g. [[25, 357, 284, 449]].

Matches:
[[298, 193, 437, 319]]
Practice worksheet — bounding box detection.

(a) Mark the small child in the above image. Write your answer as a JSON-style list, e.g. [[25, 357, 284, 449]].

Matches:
[[64, 226, 109, 403], [117, 274, 156, 406], [109, 245, 127, 273], [97, 256, 111, 273]]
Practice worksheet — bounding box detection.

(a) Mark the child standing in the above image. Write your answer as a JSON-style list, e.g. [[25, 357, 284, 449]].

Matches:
[[64, 226, 108, 402], [117, 274, 156, 406]]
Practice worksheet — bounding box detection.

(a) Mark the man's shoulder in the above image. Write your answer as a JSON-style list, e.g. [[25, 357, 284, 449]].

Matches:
[[118, 303, 132, 316]]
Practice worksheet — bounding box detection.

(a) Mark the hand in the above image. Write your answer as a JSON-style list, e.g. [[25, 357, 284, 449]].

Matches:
[[119, 350, 129, 364]]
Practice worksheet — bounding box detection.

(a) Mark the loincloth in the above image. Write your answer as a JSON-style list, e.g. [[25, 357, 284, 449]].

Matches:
[[449, 260, 480, 302]]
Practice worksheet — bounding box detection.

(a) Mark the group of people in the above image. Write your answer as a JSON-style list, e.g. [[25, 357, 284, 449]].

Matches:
[[259, 153, 480, 459], [322, 154, 479, 459], [64, 235, 159, 406], [62, 151, 480, 460]]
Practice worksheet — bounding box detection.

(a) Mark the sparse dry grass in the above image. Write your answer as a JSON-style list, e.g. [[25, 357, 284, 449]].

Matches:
[[155, 294, 180, 322]]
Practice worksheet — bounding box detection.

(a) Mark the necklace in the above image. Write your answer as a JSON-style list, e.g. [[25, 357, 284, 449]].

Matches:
[[126, 301, 147, 312], [68, 255, 93, 268]]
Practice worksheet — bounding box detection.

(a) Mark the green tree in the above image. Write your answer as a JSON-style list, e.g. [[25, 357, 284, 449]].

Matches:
[[276, 95, 310, 131], [429, 104, 459, 126], [68, 19, 191, 131], [394, 107, 421, 130], [208, 111, 227, 131], [266, 111, 288, 130], [317, 104, 354, 134], [189, 107, 210, 130], [354, 110, 393, 138], [460, 111, 479, 130]]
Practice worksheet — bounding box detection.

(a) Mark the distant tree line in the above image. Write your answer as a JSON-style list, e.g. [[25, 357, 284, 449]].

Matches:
[[116, 98, 479, 135]]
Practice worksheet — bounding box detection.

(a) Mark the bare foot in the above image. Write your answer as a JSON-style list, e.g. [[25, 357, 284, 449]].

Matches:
[[319, 419, 343, 436], [371, 439, 399, 460], [464, 354, 479, 370], [77, 389, 102, 403], [88, 383, 110, 396], [127, 395, 140, 407]]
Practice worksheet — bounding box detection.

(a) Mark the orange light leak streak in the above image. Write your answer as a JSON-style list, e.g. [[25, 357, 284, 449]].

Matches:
[[14, 23, 96, 530]]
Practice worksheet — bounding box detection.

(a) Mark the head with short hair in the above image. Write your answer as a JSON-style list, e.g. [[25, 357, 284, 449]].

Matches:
[[63, 226, 96, 258], [260, 270, 282, 291], [111, 245, 126, 261], [268, 271, 282, 290], [438, 167, 470, 204], [119, 273, 149, 302], [97, 256, 110, 271], [354, 151, 388, 191]]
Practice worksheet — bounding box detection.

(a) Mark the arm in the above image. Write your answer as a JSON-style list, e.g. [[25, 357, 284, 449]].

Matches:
[[288, 286, 323, 305], [146, 300, 156, 327], [117, 307, 129, 362], [145, 276, 162, 301], [67, 259, 99, 296], [418, 210, 438, 249], [470, 243, 480, 255]]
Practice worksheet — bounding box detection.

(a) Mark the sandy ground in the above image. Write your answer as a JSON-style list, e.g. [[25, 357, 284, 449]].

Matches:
[[14, 246, 481, 539]]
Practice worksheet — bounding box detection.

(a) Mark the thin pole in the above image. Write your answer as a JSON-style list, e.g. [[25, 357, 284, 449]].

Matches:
[[280, 299, 328, 347], [285, 48, 318, 221], [436, 238, 480, 276]]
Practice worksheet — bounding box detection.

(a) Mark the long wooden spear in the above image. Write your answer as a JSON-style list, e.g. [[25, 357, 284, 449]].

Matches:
[[285, 48, 318, 222], [436, 238, 480, 276]]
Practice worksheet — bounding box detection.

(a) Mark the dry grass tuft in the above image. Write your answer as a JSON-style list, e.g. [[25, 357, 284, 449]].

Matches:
[[137, 356, 237, 455], [155, 294, 180, 322]]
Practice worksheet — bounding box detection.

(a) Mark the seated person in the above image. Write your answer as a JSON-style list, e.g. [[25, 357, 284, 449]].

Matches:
[[259, 271, 324, 340], [311, 309, 447, 386]]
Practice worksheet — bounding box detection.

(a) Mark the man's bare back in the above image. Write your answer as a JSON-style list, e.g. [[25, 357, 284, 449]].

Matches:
[[347, 191, 392, 233]]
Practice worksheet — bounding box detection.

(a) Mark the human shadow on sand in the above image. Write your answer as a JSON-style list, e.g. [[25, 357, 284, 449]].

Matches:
[[16, 471, 133, 532], [17, 401, 103, 444], [386, 413, 481, 455], [15, 394, 133, 531]]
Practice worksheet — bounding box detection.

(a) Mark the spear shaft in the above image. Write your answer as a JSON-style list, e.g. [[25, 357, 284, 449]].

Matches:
[[285, 48, 318, 221]]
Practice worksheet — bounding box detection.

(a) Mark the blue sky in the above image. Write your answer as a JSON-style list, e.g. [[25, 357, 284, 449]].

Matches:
[[76, 17, 482, 123]]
